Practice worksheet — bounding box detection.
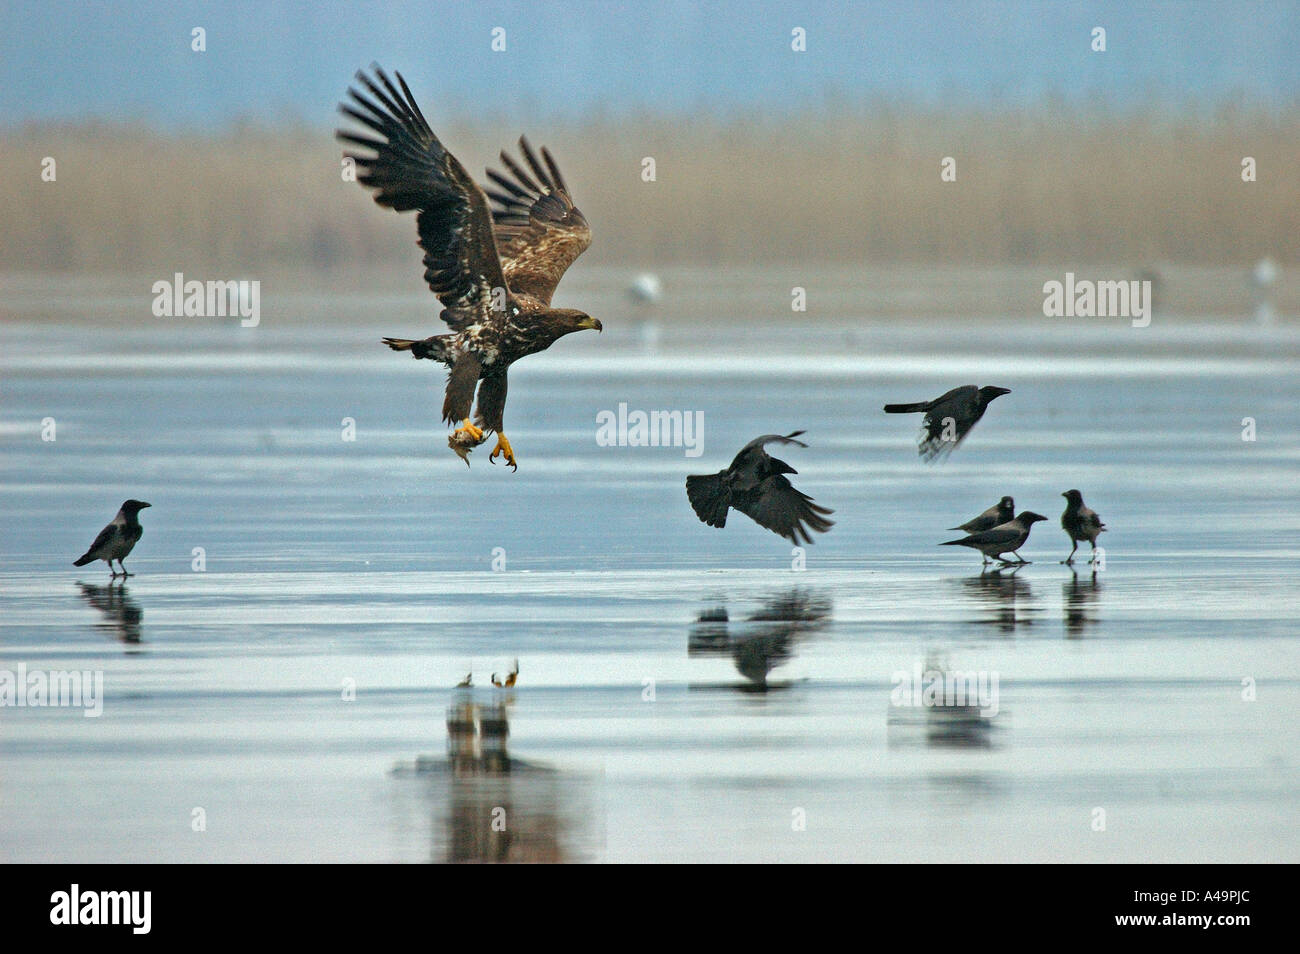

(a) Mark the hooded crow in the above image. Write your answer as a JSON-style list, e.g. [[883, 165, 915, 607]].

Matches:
[[950, 496, 1015, 534], [686, 432, 834, 545], [941, 511, 1047, 565], [883, 385, 1011, 461], [74, 500, 151, 577], [1061, 489, 1106, 564]]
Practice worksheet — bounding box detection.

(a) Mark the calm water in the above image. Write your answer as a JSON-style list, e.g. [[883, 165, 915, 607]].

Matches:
[[2, 291, 1298, 862]]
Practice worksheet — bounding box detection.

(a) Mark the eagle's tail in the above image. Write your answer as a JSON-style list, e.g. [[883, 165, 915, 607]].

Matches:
[[73, 553, 96, 566], [383, 336, 449, 361], [883, 402, 929, 414], [686, 472, 731, 529]]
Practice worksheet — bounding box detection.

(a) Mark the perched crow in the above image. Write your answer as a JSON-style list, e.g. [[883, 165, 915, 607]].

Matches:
[[1061, 489, 1106, 564], [883, 385, 1011, 461], [74, 500, 151, 577], [941, 511, 1047, 565], [686, 432, 834, 545], [950, 496, 1015, 534]]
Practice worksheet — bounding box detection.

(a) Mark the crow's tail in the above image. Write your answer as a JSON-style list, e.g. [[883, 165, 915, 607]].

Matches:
[[883, 402, 928, 413], [73, 553, 95, 566], [686, 472, 731, 529]]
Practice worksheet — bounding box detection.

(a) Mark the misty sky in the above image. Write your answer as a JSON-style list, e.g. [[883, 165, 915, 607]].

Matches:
[[2, 0, 1297, 127]]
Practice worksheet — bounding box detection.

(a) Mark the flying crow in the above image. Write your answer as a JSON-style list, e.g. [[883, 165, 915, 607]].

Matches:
[[884, 385, 1011, 461], [686, 432, 834, 545]]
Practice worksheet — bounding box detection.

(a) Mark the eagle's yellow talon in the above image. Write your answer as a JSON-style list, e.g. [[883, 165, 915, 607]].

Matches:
[[452, 418, 484, 442], [489, 433, 518, 471]]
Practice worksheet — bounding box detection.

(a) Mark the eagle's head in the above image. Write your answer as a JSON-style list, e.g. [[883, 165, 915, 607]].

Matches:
[[550, 309, 602, 335]]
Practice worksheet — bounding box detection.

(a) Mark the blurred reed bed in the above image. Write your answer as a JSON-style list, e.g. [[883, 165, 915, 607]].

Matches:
[[2, 101, 1296, 274]]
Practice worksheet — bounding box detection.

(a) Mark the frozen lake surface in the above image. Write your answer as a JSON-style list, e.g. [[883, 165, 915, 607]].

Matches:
[[2, 300, 1298, 862]]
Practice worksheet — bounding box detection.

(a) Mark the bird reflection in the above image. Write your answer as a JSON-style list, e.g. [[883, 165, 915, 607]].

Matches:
[[393, 682, 590, 863], [1063, 570, 1101, 638], [959, 568, 1035, 634], [922, 702, 995, 748], [688, 589, 831, 691], [76, 582, 143, 645], [887, 652, 999, 750]]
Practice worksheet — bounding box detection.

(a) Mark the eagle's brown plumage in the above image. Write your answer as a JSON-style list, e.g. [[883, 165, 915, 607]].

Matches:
[[337, 65, 600, 469]]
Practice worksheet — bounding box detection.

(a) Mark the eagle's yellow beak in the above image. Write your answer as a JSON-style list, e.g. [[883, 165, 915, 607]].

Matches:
[[580, 317, 603, 332]]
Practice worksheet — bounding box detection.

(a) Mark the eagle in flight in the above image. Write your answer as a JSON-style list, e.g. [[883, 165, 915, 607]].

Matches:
[[338, 66, 600, 470]]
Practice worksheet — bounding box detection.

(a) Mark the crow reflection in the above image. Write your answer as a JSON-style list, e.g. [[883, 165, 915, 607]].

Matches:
[[689, 589, 831, 690], [77, 582, 143, 644], [959, 569, 1034, 634], [1063, 570, 1101, 638]]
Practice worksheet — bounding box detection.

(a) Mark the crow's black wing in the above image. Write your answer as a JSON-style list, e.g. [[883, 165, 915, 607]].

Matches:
[[730, 431, 808, 470], [730, 474, 834, 545], [945, 524, 1021, 549], [76, 523, 118, 563], [919, 386, 981, 461]]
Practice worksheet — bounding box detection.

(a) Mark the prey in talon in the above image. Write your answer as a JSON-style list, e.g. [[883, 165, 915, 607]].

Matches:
[[338, 65, 601, 471], [448, 419, 486, 466]]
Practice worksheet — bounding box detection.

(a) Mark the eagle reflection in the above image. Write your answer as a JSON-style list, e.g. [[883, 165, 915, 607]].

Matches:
[[76, 582, 143, 644], [394, 685, 592, 863], [689, 589, 831, 690]]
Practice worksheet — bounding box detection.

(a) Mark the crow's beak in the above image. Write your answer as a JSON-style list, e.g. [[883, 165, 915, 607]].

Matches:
[[141, 502, 152, 508]]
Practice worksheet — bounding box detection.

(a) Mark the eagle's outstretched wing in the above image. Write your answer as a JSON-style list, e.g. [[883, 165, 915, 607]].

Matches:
[[338, 66, 507, 332], [484, 137, 592, 307]]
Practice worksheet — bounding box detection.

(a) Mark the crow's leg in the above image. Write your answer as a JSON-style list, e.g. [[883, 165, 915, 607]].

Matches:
[[1061, 540, 1078, 564]]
